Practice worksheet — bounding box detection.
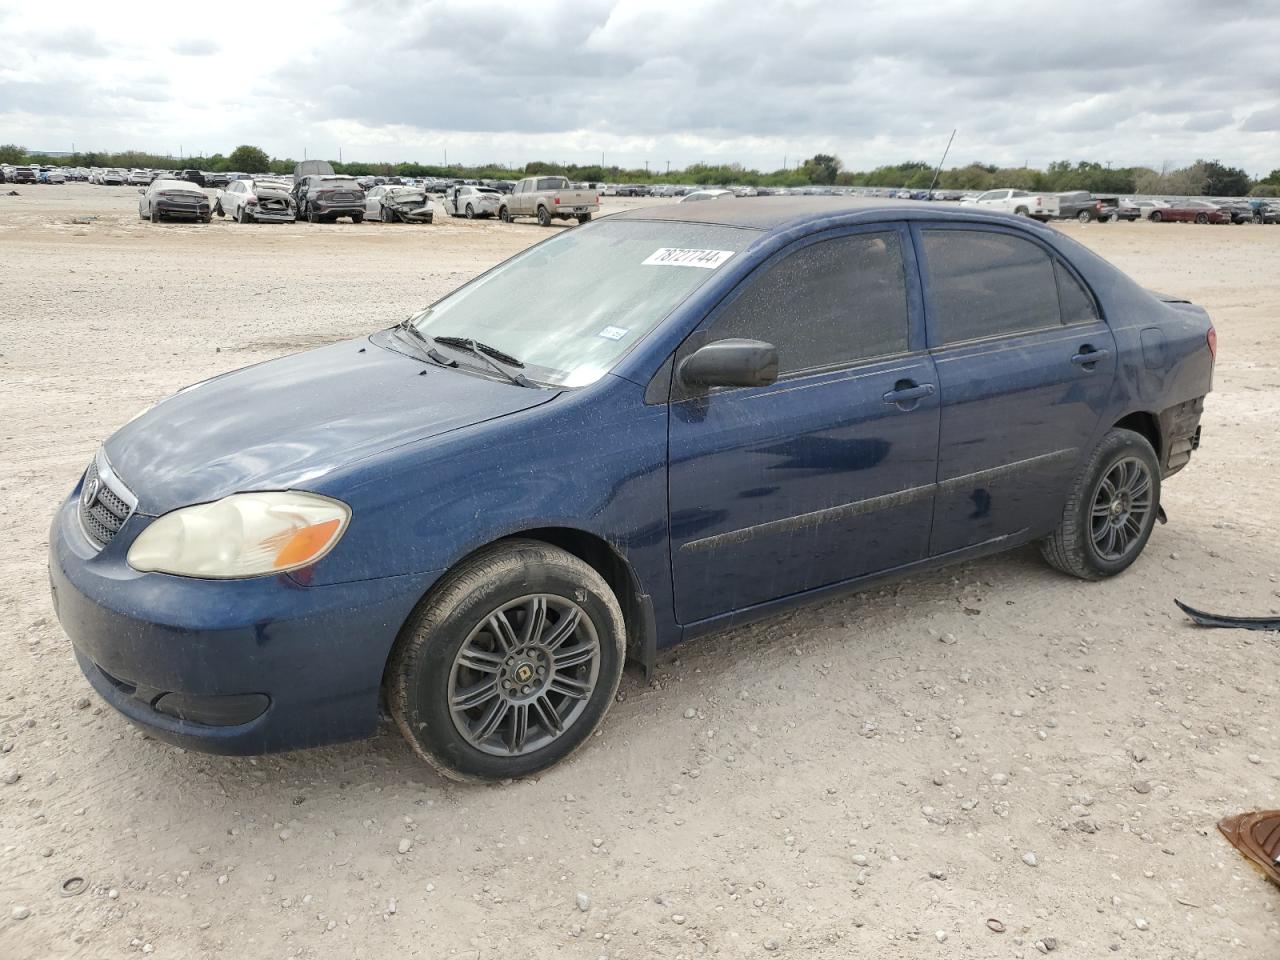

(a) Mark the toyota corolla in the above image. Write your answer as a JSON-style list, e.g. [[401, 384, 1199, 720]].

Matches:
[[49, 198, 1215, 781]]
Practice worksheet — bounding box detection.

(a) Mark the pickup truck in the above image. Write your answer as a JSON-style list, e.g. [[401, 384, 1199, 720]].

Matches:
[[960, 188, 1058, 221], [498, 176, 599, 226]]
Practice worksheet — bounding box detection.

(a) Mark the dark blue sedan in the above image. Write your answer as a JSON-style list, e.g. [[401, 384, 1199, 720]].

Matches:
[[49, 198, 1216, 781]]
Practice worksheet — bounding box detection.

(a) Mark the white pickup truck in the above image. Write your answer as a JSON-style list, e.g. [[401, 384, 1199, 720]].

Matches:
[[499, 176, 599, 226], [959, 188, 1058, 221]]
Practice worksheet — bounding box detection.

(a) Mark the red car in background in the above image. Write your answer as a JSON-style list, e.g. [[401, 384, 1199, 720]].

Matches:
[[1148, 199, 1230, 224]]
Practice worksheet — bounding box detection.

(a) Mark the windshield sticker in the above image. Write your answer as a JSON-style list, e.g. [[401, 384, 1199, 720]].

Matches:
[[597, 325, 630, 341], [642, 248, 736, 269]]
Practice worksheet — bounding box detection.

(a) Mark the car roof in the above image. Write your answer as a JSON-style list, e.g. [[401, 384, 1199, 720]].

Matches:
[[609, 196, 1031, 232]]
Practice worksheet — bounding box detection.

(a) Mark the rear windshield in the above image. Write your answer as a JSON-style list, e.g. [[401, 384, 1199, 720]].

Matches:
[[406, 220, 754, 387]]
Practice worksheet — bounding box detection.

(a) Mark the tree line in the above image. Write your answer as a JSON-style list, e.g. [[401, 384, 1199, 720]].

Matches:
[[3, 143, 1277, 197]]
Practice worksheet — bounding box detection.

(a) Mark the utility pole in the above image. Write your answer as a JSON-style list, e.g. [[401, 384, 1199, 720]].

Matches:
[[644, 160, 649, 174], [339, 146, 343, 164], [666, 160, 670, 174]]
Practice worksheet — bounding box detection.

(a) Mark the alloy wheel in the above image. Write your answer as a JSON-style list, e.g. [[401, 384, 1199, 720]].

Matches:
[[446, 594, 600, 757], [1090, 456, 1153, 561]]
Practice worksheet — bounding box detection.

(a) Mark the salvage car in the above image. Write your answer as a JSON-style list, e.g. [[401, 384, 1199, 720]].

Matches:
[[294, 175, 366, 223], [441, 184, 502, 219], [366, 185, 434, 223], [49, 198, 1215, 781], [1147, 199, 1229, 224], [960, 188, 1058, 221], [138, 178, 212, 223], [214, 178, 296, 223]]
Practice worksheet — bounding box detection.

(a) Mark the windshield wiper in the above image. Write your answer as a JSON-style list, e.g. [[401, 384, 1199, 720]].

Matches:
[[432, 335, 537, 387], [397, 319, 458, 368]]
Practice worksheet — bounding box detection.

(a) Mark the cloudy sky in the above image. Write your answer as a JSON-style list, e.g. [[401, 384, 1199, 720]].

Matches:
[[2, 0, 1278, 174]]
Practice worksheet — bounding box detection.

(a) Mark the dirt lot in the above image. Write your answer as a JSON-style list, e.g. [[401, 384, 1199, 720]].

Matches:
[[1, 184, 1277, 959]]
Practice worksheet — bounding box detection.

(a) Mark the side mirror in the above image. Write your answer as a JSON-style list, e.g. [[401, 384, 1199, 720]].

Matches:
[[679, 338, 778, 389]]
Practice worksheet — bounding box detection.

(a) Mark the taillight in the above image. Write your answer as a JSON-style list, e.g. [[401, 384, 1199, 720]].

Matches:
[[554, 197, 560, 205], [1207, 326, 1217, 360]]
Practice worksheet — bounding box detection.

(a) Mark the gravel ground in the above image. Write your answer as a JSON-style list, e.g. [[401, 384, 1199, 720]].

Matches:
[[1, 184, 1277, 959]]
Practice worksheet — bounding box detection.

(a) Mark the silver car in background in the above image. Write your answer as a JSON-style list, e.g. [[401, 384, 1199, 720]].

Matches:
[[440, 184, 502, 219], [214, 178, 296, 223], [365, 185, 434, 223]]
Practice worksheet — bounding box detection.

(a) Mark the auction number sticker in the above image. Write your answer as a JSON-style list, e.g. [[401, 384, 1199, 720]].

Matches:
[[642, 248, 736, 269]]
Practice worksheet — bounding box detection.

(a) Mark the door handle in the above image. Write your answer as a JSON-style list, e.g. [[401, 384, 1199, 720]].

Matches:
[[1071, 346, 1111, 367], [882, 381, 935, 406]]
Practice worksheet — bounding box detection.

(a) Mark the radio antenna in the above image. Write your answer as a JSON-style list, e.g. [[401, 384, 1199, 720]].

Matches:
[[927, 129, 957, 197]]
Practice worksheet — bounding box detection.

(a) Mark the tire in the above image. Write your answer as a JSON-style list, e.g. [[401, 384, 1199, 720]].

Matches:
[[387, 539, 625, 782], [577, 213, 592, 224], [150, 206, 160, 224], [537, 206, 552, 227], [352, 213, 363, 224], [499, 206, 510, 222], [1014, 206, 1030, 217], [1077, 209, 1092, 223], [1108, 213, 1120, 223], [464, 204, 474, 219], [214, 201, 224, 218], [382, 205, 395, 223], [1194, 213, 1208, 225], [307, 205, 318, 224], [1040, 428, 1161, 581], [1149, 211, 1162, 222]]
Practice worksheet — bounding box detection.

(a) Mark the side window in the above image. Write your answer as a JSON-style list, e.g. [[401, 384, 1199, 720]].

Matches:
[[1055, 261, 1099, 324], [921, 230, 1060, 345], [709, 232, 910, 375]]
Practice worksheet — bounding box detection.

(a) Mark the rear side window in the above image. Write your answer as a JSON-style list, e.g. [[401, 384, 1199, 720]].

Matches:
[[921, 230, 1060, 344], [711, 231, 910, 374], [1055, 261, 1099, 324]]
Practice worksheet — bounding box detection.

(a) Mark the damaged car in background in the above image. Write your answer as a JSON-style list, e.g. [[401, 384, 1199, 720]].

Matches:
[[214, 178, 296, 223], [366, 185, 434, 223], [138, 178, 211, 223], [293, 174, 367, 224]]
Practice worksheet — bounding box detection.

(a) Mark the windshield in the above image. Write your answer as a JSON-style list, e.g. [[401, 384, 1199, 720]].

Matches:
[[407, 219, 754, 386]]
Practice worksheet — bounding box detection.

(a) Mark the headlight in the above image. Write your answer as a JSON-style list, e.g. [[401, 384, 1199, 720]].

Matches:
[[127, 492, 350, 579]]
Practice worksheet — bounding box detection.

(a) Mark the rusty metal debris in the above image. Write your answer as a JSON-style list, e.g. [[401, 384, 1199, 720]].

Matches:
[[1176, 599, 1280, 631], [1218, 810, 1280, 886]]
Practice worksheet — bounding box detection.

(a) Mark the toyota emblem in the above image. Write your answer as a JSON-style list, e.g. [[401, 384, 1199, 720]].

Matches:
[[81, 477, 99, 508]]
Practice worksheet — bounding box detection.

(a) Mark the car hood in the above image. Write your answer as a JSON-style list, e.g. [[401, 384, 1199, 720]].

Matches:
[[105, 334, 558, 516]]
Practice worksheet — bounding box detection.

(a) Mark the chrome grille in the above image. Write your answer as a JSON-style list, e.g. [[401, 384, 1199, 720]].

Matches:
[[78, 456, 135, 548]]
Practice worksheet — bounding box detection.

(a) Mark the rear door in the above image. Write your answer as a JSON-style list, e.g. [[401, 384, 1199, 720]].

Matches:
[[914, 224, 1117, 555], [668, 225, 940, 624]]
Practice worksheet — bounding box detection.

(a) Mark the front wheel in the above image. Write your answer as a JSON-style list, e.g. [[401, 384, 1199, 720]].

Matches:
[[352, 213, 364, 224], [1040, 428, 1161, 581], [1149, 211, 1162, 222], [387, 539, 625, 782], [214, 201, 224, 218], [307, 205, 318, 224], [382, 206, 396, 223], [499, 206, 511, 222]]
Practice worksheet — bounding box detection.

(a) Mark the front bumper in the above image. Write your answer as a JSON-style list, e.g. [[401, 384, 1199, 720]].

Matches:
[[48, 494, 434, 755]]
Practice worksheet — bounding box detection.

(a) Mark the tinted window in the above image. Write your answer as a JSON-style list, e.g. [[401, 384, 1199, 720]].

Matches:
[[711, 232, 910, 375], [922, 230, 1060, 344], [1055, 261, 1098, 324]]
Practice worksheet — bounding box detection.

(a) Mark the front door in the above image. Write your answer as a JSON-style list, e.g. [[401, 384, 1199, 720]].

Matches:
[[668, 225, 941, 625], [914, 224, 1118, 555]]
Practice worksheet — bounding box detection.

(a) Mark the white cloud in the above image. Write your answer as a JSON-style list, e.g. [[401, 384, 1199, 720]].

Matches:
[[1, 0, 1277, 174]]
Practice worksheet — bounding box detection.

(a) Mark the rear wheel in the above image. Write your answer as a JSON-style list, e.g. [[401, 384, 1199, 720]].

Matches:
[[213, 200, 224, 218], [387, 539, 625, 782], [1014, 206, 1030, 217], [307, 205, 318, 224], [150, 207, 160, 224], [465, 204, 474, 219], [577, 212, 592, 224], [1194, 213, 1208, 225], [537, 206, 552, 227], [1077, 209, 1093, 223], [1040, 428, 1161, 580], [352, 213, 364, 224]]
